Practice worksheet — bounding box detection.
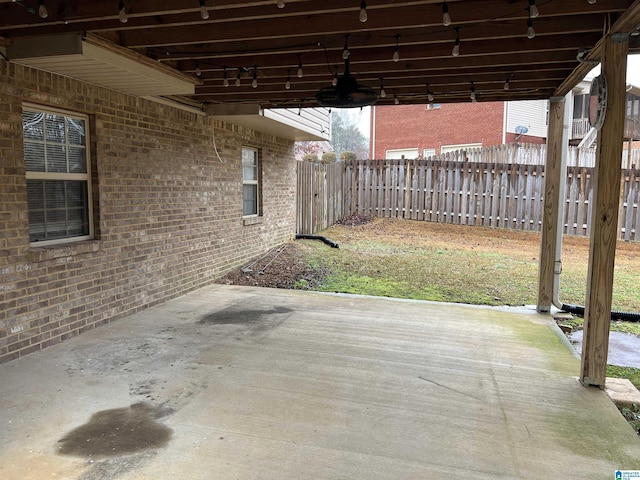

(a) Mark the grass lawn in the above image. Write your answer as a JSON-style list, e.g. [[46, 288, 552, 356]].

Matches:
[[299, 217, 640, 312]]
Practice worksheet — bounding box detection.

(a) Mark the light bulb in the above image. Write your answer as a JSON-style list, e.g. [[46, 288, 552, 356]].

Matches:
[[199, 0, 209, 19], [118, 1, 128, 23], [38, 0, 48, 18], [380, 88, 386, 98], [195, 66, 202, 77], [588, 0, 596, 3], [452, 28, 460, 57], [527, 19, 535, 39], [393, 35, 400, 62], [332, 74, 338, 87], [442, 2, 451, 27], [504, 79, 509, 91], [359, 1, 367, 22], [235, 75, 241, 87], [470, 87, 476, 102], [285, 79, 291, 90], [252, 78, 258, 88], [342, 34, 351, 59], [223, 77, 229, 87], [297, 60, 303, 78], [277, 0, 285, 8], [394, 96, 400, 105], [428, 92, 434, 102], [528, 0, 539, 19]]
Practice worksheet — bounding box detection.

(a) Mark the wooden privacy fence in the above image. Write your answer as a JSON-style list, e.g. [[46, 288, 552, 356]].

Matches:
[[296, 144, 640, 240], [342, 159, 640, 241], [421, 143, 639, 169], [344, 159, 546, 230], [296, 160, 343, 234]]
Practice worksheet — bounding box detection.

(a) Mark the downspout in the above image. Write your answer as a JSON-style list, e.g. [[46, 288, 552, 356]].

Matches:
[[371, 105, 376, 159], [551, 92, 571, 311], [502, 101, 508, 144]]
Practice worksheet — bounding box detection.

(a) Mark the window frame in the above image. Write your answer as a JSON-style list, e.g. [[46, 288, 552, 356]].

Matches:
[[241, 146, 261, 217], [22, 103, 93, 246]]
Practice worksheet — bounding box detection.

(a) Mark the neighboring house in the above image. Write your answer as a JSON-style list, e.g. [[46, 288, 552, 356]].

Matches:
[[570, 79, 640, 149], [370, 100, 548, 160], [0, 52, 329, 363]]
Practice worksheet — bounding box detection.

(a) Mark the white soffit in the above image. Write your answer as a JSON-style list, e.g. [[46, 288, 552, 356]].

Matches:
[[207, 104, 331, 142], [7, 33, 200, 96]]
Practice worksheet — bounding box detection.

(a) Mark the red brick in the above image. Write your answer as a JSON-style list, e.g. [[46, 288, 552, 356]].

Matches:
[[372, 103, 505, 157]]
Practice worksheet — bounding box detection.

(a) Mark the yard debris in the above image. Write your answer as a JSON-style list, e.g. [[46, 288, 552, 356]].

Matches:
[[218, 242, 328, 289]]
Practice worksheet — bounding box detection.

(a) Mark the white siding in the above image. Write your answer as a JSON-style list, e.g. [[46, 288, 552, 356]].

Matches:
[[505, 100, 548, 138], [266, 107, 331, 140]]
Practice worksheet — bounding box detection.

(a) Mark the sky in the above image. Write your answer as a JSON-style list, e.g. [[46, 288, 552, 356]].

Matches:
[[586, 53, 640, 84]]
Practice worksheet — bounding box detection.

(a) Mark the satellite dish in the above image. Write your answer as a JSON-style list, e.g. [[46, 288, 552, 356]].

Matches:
[[515, 125, 529, 135]]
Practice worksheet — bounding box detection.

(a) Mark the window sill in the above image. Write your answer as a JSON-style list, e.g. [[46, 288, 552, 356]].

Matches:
[[243, 216, 264, 226], [29, 240, 101, 261]]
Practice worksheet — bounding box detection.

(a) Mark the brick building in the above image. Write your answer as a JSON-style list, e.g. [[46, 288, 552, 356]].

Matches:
[[0, 58, 328, 363], [370, 100, 548, 159]]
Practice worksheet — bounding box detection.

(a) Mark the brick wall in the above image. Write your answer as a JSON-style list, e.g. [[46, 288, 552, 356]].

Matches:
[[0, 60, 297, 363], [504, 132, 546, 144], [371, 103, 505, 158]]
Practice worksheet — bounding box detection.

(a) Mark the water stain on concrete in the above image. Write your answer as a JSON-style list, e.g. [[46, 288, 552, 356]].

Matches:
[[198, 306, 293, 327], [57, 403, 172, 458]]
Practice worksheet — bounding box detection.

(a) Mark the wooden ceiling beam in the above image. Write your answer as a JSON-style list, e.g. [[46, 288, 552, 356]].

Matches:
[[119, 1, 624, 48], [195, 66, 571, 89], [182, 49, 579, 75], [194, 78, 562, 100], [170, 33, 599, 73]]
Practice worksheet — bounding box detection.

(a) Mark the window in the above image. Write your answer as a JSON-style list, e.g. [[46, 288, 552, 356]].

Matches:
[[23, 106, 92, 244], [573, 94, 590, 120], [423, 148, 436, 158], [242, 147, 260, 216]]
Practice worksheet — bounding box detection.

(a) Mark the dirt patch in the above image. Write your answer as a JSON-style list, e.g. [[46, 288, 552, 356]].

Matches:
[[215, 243, 328, 289], [334, 214, 373, 227]]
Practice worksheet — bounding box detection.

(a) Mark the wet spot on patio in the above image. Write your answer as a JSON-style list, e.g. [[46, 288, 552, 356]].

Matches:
[[57, 403, 172, 458], [198, 306, 293, 327]]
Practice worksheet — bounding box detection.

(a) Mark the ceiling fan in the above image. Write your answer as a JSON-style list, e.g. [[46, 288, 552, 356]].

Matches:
[[315, 58, 378, 108]]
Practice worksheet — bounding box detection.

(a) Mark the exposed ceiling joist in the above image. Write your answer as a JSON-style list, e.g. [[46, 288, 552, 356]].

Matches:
[[1, 0, 639, 108]]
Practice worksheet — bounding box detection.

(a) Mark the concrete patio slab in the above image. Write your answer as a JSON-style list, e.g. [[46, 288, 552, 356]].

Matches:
[[1, 285, 639, 480]]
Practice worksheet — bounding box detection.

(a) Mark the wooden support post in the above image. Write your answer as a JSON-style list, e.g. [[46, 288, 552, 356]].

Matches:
[[581, 34, 628, 387], [537, 98, 566, 312]]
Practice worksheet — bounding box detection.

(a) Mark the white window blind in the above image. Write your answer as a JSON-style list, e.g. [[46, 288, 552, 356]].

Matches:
[[23, 107, 92, 244]]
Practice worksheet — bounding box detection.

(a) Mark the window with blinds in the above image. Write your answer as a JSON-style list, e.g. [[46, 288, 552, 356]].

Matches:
[[23, 106, 92, 244], [242, 147, 260, 217]]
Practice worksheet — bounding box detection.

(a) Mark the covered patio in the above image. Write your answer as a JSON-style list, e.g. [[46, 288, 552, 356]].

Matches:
[[1, 284, 639, 479]]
